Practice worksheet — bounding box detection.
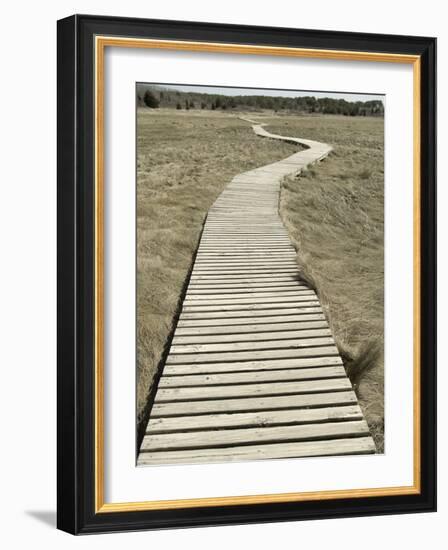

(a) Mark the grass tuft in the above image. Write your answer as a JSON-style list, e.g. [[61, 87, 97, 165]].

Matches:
[[343, 341, 382, 390]]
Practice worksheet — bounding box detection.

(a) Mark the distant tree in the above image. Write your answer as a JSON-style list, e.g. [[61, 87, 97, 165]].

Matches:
[[143, 90, 160, 108], [146, 88, 382, 117]]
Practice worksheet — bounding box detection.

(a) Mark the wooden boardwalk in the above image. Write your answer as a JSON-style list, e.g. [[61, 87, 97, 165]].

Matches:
[[138, 120, 376, 466]]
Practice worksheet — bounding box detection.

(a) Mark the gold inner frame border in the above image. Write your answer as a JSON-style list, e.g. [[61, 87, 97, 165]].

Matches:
[[94, 36, 421, 513]]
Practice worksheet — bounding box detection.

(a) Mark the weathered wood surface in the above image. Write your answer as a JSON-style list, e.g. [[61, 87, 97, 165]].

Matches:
[[138, 120, 375, 466], [138, 437, 375, 465]]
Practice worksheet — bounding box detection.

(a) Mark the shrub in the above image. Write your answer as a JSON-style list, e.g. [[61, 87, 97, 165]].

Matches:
[[143, 90, 160, 109]]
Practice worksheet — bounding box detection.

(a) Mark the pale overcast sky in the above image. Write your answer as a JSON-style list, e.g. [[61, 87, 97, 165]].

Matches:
[[157, 84, 384, 104]]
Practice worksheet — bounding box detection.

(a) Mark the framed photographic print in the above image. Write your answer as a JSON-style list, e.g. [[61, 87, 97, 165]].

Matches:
[[57, 14, 436, 534]]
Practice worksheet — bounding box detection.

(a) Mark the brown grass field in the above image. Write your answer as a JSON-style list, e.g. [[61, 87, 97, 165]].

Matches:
[[136, 108, 384, 452]]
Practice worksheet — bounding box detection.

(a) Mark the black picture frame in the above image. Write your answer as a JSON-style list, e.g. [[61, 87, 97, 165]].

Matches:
[[57, 14, 436, 534]]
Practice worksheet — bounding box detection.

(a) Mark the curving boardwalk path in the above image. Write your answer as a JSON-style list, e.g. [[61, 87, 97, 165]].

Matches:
[[138, 119, 375, 466]]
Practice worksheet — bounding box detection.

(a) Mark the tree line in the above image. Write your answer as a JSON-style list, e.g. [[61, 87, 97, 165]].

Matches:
[[137, 86, 384, 117]]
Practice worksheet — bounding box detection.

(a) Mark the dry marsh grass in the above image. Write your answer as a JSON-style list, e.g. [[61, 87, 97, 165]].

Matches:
[[136, 109, 296, 444], [260, 114, 385, 451]]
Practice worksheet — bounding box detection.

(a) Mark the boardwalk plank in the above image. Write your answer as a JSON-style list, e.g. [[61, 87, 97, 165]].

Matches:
[[185, 290, 313, 298], [181, 302, 320, 313], [169, 337, 334, 355], [146, 405, 363, 433], [188, 282, 308, 289], [158, 366, 346, 387], [138, 437, 376, 465], [176, 314, 326, 327], [183, 295, 317, 306], [155, 378, 352, 402], [150, 390, 358, 417], [163, 356, 343, 375], [174, 321, 328, 335], [179, 307, 323, 319], [165, 346, 339, 364], [141, 420, 370, 451], [172, 328, 331, 344]]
